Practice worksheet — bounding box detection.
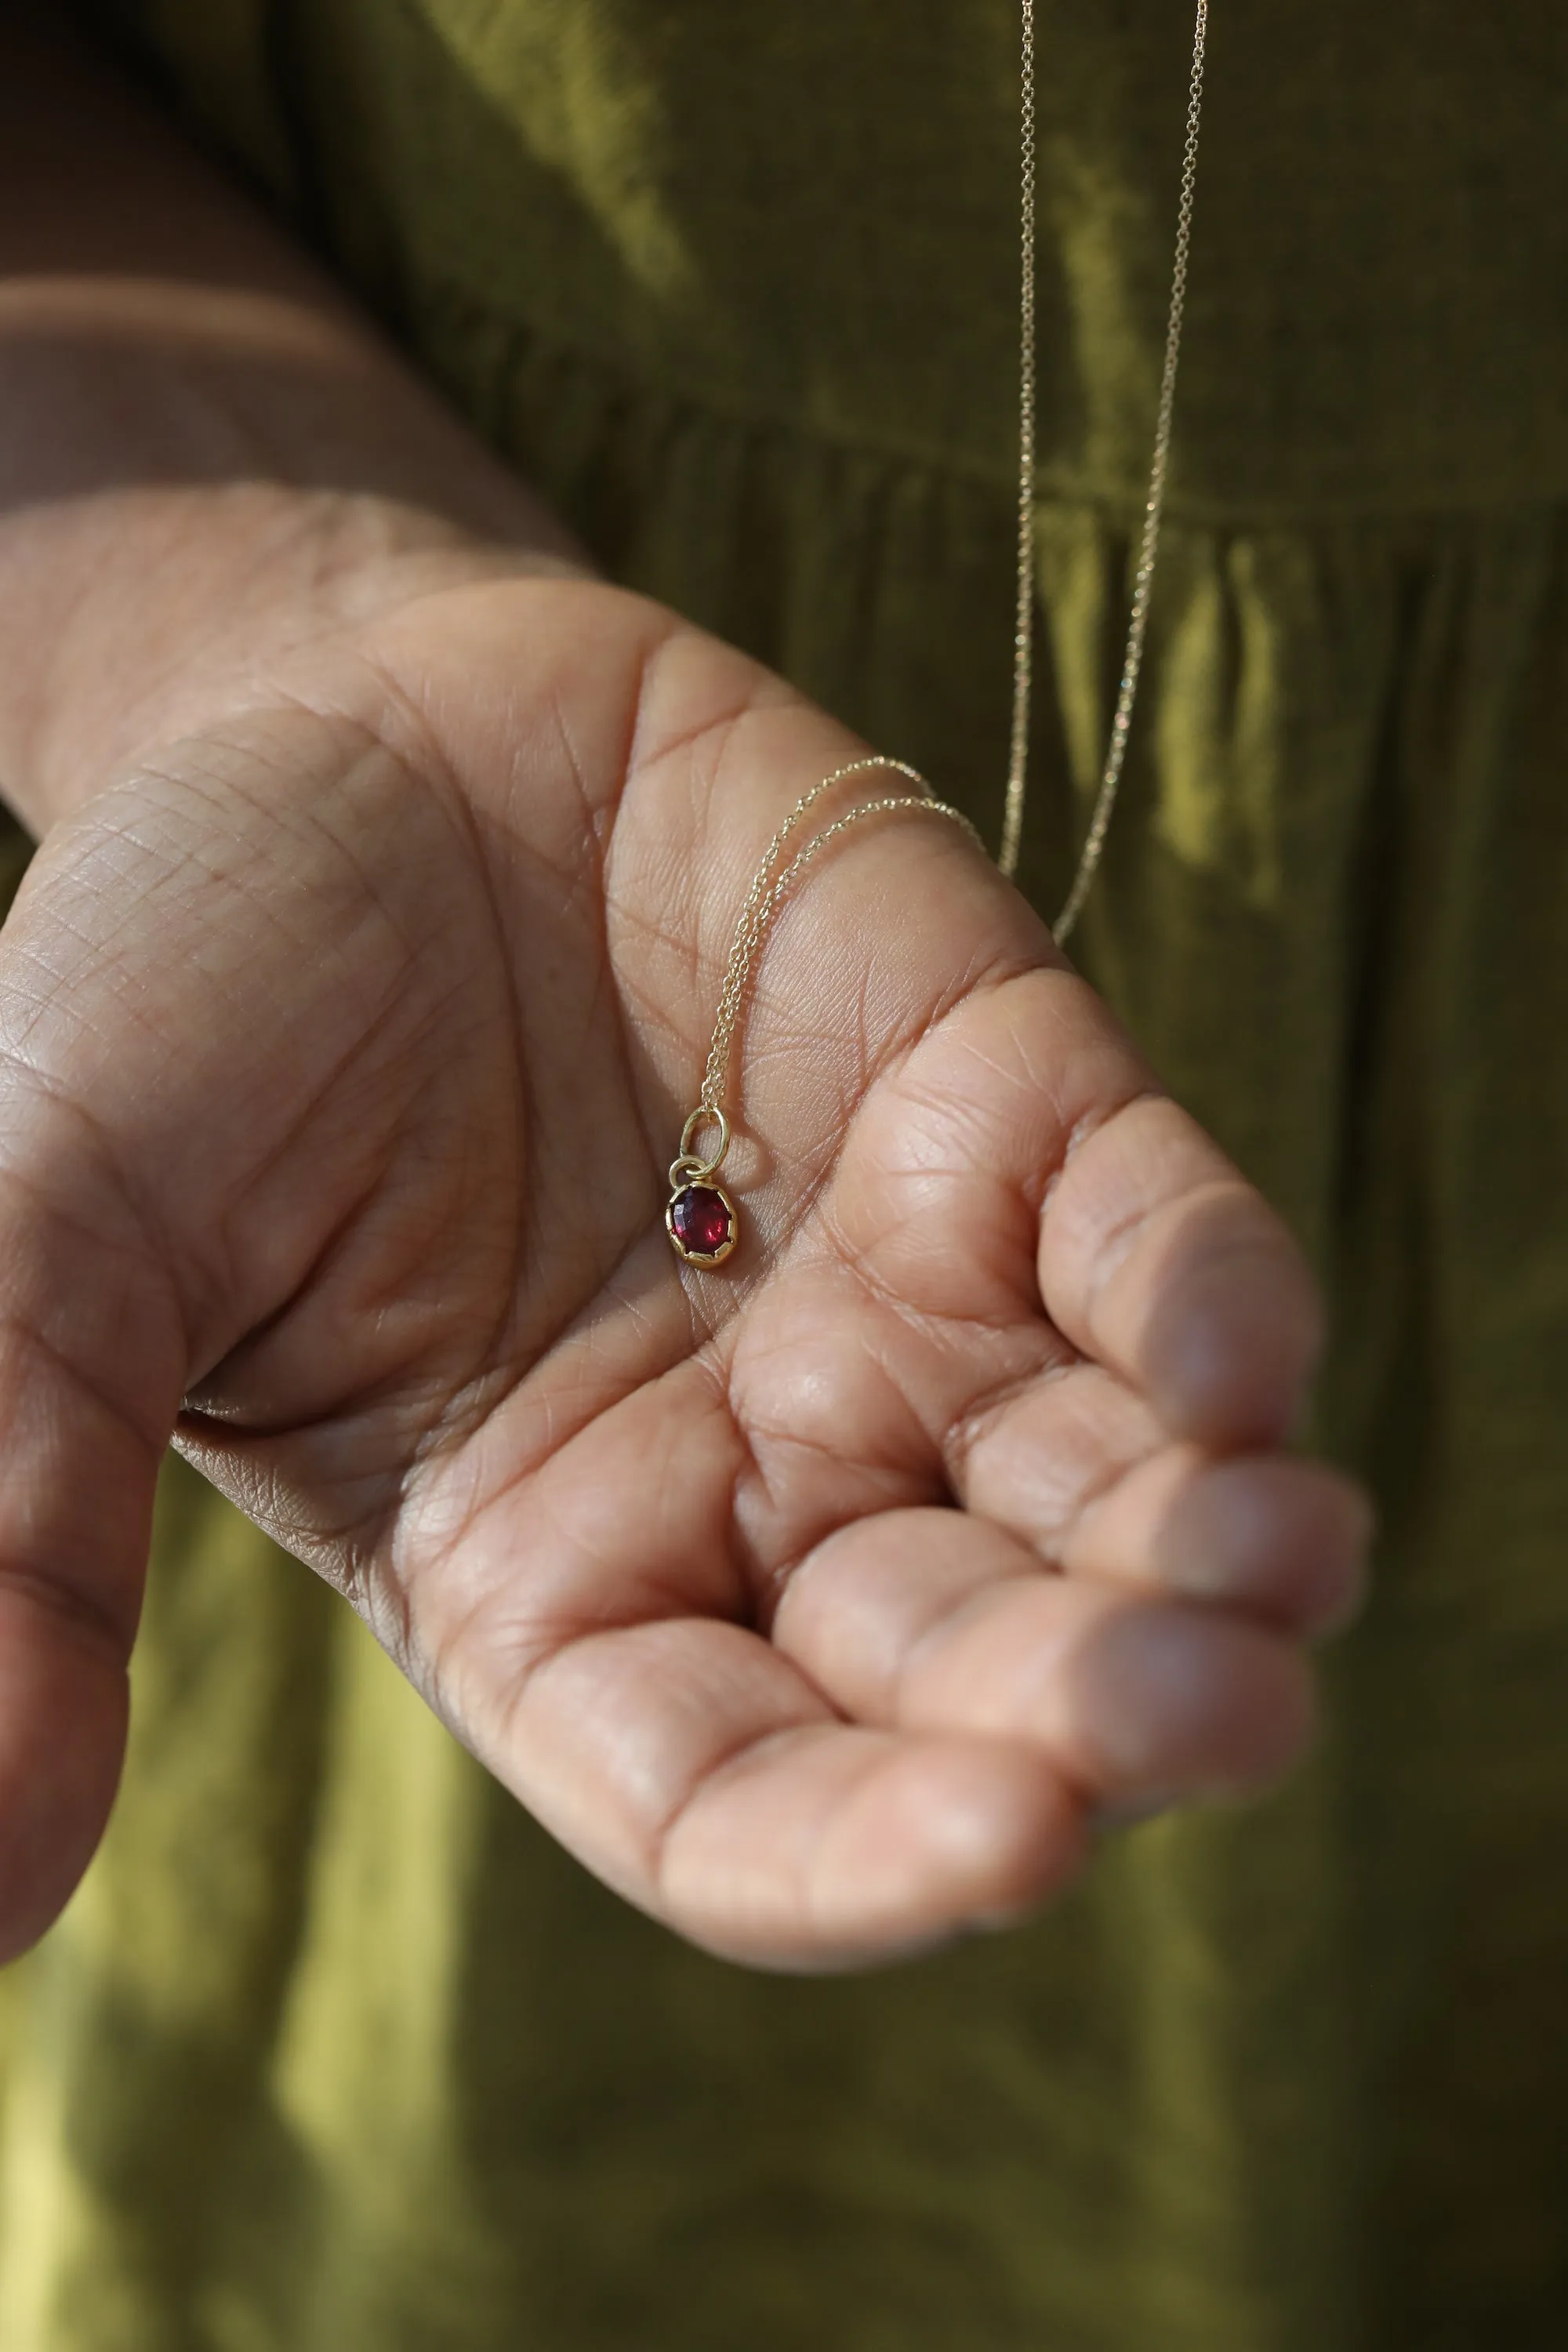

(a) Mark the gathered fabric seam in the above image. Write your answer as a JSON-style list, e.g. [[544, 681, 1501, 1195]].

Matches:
[[406, 255, 1568, 537]]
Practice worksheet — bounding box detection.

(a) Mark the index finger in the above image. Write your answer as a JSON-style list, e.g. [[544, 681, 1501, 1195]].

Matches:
[[1038, 1073, 1323, 1450]]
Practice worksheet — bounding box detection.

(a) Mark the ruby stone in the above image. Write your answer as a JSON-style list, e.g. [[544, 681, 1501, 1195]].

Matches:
[[670, 1185, 733, 1259]]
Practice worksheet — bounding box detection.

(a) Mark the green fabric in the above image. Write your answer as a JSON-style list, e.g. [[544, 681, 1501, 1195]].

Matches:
[[5, 2, 1568, 2344]]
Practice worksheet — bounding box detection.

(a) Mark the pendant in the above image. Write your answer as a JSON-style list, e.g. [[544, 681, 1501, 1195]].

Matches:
[[666, 1180, 738, 1266], [666, 1106, 739, 1268]]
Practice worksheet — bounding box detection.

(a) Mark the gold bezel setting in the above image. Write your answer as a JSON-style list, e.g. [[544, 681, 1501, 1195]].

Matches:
[[666, 1181, 739, 1268]]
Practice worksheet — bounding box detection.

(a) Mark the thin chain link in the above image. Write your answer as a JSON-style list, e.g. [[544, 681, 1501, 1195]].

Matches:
[[691, 758, 982, 1134], [1010, 0, 1210, 941], [997, 0, 1038, 883]]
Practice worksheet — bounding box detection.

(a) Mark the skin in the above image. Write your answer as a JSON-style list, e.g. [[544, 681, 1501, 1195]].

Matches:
[[0, 14, 1369, 1972]]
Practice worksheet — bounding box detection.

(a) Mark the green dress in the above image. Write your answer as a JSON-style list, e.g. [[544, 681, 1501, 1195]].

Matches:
[[4, 5, 1568, 2346]]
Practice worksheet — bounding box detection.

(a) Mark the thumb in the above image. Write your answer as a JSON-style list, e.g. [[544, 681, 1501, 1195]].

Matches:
[[0, 1018, 187, 1959]]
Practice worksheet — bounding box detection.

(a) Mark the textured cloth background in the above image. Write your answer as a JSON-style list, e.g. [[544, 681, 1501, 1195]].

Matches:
[[2, 4, 1567, 2346]]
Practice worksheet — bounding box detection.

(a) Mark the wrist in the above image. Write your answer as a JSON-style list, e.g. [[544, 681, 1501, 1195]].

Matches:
[[0, 475, 586, 836]]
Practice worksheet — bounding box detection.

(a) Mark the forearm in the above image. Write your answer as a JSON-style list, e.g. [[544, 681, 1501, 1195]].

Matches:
[[0, 8, 582, 833]]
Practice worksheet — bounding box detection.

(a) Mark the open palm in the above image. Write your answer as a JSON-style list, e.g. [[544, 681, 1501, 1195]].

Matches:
[[0, 572, 1365, 1967]]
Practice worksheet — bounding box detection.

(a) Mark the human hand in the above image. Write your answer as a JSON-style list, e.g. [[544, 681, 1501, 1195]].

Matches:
[[0, 561, 1368, 1968]]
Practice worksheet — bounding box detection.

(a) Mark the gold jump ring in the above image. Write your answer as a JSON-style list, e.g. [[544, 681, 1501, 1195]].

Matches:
[[677, 1105, 729, 1181]]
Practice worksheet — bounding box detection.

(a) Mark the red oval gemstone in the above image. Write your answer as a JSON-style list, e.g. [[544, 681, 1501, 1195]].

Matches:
[[670, 1184, 734, 1260]]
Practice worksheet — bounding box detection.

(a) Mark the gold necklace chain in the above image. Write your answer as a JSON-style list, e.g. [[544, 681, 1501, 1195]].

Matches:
[[664, 6, 1210, 1266], [665, 759, 982, 1265], [694, 757, 985, 1121], [1016, 0, 1210, 938]]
